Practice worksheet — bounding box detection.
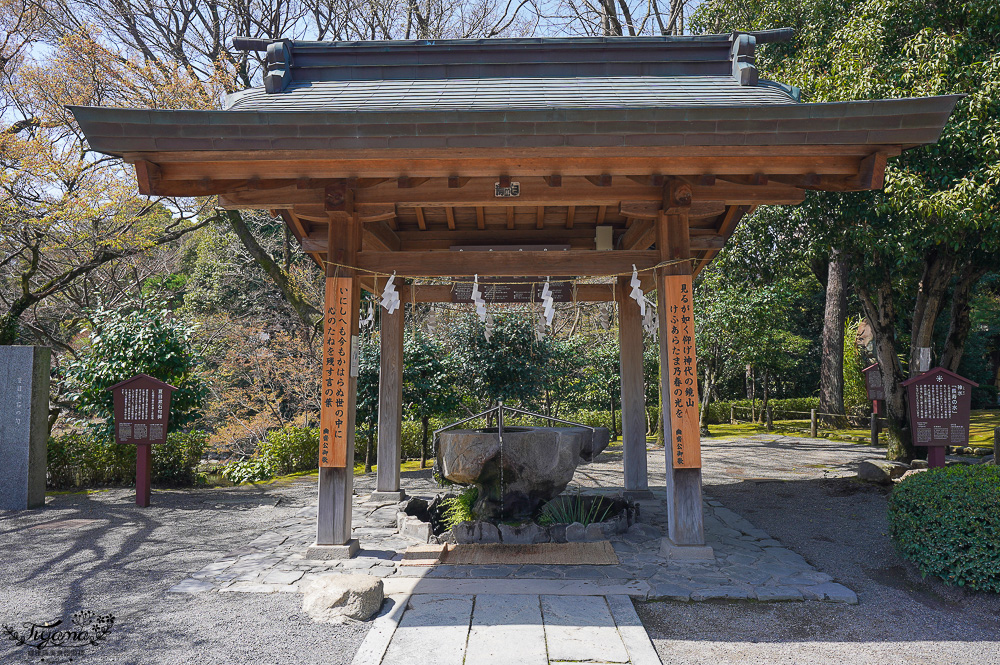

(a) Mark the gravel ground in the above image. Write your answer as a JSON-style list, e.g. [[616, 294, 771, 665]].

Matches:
[[0, 480, 369, 664], [634, 434, 1000, 665]]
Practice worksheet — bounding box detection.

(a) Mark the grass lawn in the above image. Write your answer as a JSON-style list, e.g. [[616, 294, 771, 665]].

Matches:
[[705, 410, 997, 447]]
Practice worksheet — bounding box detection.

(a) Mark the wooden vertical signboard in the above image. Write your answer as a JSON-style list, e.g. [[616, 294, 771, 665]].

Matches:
[[320, 277, 355, 468], [663, 274, 701, 469]]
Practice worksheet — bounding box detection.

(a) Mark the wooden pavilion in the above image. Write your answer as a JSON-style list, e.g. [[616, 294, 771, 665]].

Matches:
[[72, 30, 958, 558]]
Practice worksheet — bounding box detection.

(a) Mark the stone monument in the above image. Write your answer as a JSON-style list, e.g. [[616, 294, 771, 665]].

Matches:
[[0, 346, 50, 510]]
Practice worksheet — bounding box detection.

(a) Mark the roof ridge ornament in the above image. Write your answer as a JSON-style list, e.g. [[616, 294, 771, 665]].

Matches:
[[730, 33, 758, 86], [264, 39, 293, 94]]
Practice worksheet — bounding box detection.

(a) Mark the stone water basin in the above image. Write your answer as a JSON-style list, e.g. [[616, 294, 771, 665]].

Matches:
[[436, 426, 610, 520]]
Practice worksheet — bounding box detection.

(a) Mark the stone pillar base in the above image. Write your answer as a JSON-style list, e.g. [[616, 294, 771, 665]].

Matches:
[[660, 537, 714, 561], [369, 490, 406, 502], [623, 489, 654, 501], [306, 539, 360, 560]]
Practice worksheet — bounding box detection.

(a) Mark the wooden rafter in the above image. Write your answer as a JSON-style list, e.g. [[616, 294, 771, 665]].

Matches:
[[596, 205, 607, 225], [506, 206, 514, 229], [536, 206, 544, 229], [414, 207, 427, 231], [476, 207, 485, 230], [357, 249, 659, 277], [565, 206, 576, 229], [446, 207, 456, 230]]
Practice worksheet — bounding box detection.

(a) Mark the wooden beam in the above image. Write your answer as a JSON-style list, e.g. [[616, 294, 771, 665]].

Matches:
[[446, 207, 456, 230], [448, 176, 470, 188], [620, 201, 726, 220], [565, 206, 576, 229], [543, 175, 562, 187], [362, 220, 401, 252], [536, 206, 545, 229], [218, 177, 807, 209], [596, 205, 607, 225], [476, 207, 485, 230], [356, 250, 660, 277], [506, 206, 514, 230], [414, 207, 427, 231], [717, 173, 768, 186], [620, 219, 656, 250], [376, 302, 404, 495], [585, 174, 612, 187]]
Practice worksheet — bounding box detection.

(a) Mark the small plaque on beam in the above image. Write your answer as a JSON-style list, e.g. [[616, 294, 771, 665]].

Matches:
[[320, 277, 353, 468], [663, 274, 701, 469]]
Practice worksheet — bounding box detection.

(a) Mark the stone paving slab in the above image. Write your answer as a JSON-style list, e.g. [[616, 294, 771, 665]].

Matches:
[[380, 594, 474, 665], [465, 594, 548, 665], [542, 595, 631, 663]]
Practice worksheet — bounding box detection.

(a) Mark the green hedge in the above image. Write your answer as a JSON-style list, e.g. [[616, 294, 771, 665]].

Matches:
[[703, 398, 822, 425], [47, 430, 208, 488], [887, 465, 1000, 592], [223, 426, 319, 483]]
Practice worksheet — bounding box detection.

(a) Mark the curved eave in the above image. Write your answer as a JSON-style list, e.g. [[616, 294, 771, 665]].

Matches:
[[70, 95, 961, 157]]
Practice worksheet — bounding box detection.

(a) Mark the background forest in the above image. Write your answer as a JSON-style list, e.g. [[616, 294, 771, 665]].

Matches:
[[2, 0, 998, 487]]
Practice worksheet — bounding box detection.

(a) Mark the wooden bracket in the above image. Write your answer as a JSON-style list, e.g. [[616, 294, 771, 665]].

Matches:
[[585, 174, 612, 187], [324, 181, 355, 213], [134, 160, 162, 196], [448, 176, 471, 189], [848, 151, 889, 190], [663, 179, 694, 212], [543, 175, 562, 187]]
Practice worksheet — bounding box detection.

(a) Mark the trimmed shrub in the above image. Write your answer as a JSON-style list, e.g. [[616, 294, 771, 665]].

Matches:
[[703, 398, 821, 425], [222, 426, 319, 483], [887, 465, 1000, 592], [47, 430, 208, 488]]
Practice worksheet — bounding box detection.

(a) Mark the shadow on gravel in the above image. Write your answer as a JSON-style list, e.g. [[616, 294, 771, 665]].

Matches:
[[637, 474, 1000, 655]]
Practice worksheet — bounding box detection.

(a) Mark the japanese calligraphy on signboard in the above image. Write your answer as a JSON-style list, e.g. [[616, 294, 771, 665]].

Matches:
[[901, 368, 978, 448], [109, 374, 176, 444], [321, 277, 355, 468], [862, 364, 886, 401], [663, 274, 701, 469]]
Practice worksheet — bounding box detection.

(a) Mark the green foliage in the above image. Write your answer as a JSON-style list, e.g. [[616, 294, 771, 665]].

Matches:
[[446, 311, 560, 409], [843, 317, 869, 419], [440, 486, 479, 529], [539, 493, 614, 526], [403, 331, 461, 420], [62, 305, 208, 435], [704, 398, 822, 425], [888, 465, 1000, 592], [222, 425, 319, 483], [47, 430, 208, 488]]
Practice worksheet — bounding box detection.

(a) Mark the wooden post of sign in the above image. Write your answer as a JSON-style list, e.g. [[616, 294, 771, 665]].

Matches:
[[373, 302, 405, 501], [136, 444, 152, 507], [655, 184, 711, 559], [617, 276, 650, 499], [309, 182, 361, 560]]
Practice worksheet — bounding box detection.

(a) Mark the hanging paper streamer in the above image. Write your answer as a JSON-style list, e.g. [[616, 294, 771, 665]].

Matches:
[[380, 272, 400, 313], [540, 278, 555, 327], [360, 303, 375, 331], [629, 264, 646, 317], [643, 299, 657, 335], [599, 304, 611, 330], [484, 312, 495, 341], [535, 312, 546, 342], [471, 274, 487, 322]]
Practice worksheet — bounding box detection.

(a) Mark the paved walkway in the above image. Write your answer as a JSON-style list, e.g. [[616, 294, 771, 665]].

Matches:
[[171, 435, 860, 604], [353, 593, 661, 665]]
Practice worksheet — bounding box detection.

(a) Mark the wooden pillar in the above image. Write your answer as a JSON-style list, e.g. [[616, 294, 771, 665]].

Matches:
[[616, 276, 650, 498], [310, 182, 361, 559], [655, 182, 711, 558], [373, 302, 405, 500]]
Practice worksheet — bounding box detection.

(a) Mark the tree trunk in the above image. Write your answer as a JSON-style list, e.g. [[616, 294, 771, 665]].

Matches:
[[699, 357, 716, 431], [819, 251, 848, 426], [908, 249, 955, 376], [364, 419, 373, 473], [940, 264, 988, 371], [656, 387, 664, 447], [420, 415, 429, 469], [858, 277, 912, 460]]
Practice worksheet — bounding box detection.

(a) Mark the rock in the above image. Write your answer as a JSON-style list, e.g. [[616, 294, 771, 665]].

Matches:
[[453, 521, 501, 544], [801, 582, 858, 604], [301, 574, 384, 623], [972, 447, 992, 456], [499, 522, 549, 544], [947, 455, 985, 465], [909, 459, 929, 469], [565, 522, 586, 542], [898, 469, 927, 482], [548, 523, 568, 543], [579, 428, 612, 461], [436, 426, 610, 520], [754, 586, 803, 602], [400, 517, 431, 543], [858, 460, 909, 484], [584, 523, 604, 541]]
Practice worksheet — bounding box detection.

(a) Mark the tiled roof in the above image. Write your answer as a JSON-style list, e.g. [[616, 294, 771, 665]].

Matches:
[[225, 76, 797, 112]]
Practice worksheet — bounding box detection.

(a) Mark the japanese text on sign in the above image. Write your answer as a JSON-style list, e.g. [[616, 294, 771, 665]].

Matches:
[[320, 277, 354, 468], [663, 274, 701, 469]]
